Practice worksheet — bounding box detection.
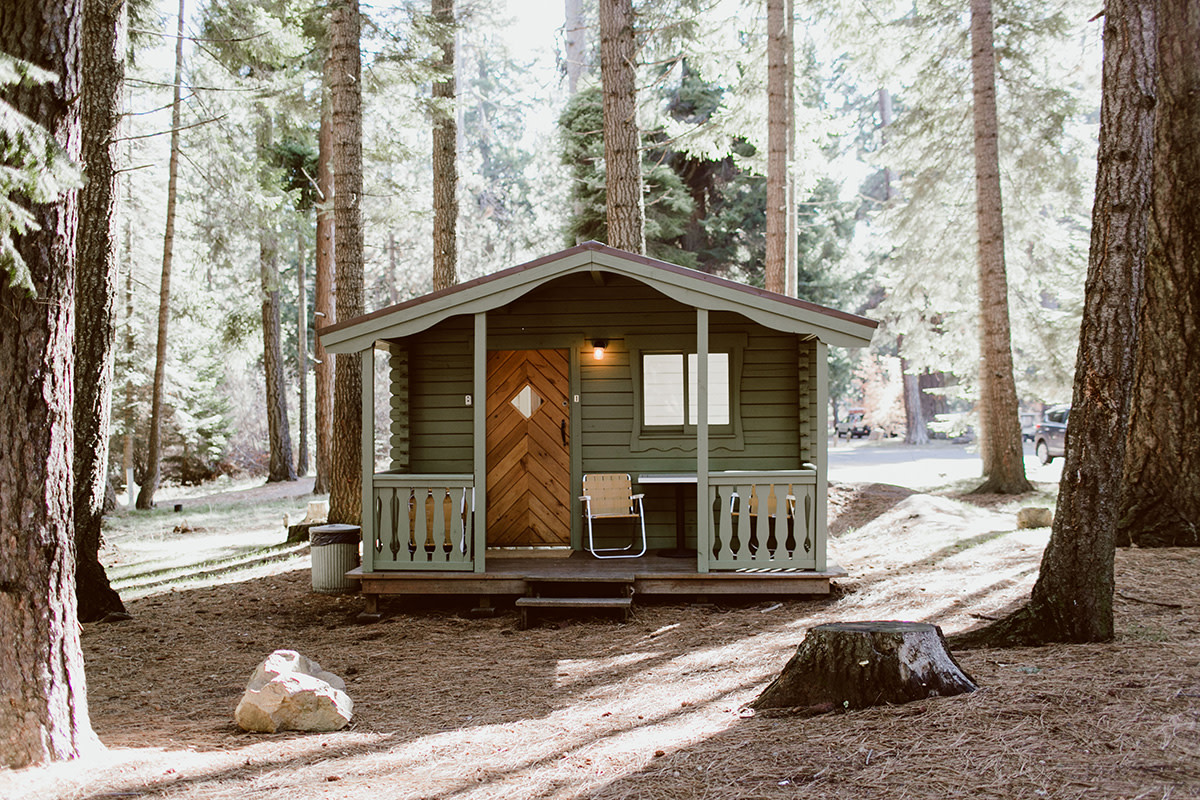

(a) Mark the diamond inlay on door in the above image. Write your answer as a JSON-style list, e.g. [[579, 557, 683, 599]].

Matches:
[[511, 383, 543, 419]]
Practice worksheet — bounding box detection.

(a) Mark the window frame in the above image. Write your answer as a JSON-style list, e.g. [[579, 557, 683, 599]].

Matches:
[[627, 333, 746, 452]]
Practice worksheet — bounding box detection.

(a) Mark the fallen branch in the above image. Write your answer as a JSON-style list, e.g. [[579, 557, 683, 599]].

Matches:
[[1116, 591, 1183, 609]]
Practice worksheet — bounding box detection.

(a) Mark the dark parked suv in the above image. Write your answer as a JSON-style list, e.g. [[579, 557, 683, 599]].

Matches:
[[1034, 405, 1070, 464]]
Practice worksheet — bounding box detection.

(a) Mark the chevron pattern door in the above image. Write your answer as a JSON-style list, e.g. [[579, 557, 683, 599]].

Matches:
[[485, 349, 571, 546]]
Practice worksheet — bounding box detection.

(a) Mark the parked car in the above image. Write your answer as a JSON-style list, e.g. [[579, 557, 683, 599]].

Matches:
[[1034, 404, 1070, 464], [836, 409, 871, 439]]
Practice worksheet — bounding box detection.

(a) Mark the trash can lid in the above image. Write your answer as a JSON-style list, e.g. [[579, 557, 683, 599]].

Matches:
[[310, 523, 361, 546]]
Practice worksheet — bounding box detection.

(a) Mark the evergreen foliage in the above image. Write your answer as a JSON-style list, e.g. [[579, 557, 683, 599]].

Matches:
[[94, 0, 1103, 484], [862, 0, 1097, 402], [559, 85, 695, 266], [0, 54, 81, 296]]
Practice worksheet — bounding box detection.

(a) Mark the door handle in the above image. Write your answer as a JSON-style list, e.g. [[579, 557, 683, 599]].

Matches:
[[561, 419, 567, 446]]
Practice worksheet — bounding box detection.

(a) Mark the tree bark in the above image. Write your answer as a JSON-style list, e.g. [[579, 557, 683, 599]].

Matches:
[[328, 0, 364, 524], [969, 0, 1030, 494], [1116, 0, 1199, 548], [313, 74, 334, 496], [121, 165, 135, 502], [431, 0, 457, 292], [952, 0, 1155, 648], [598, 0, 644, 254], [74, 0, 128, 622], [137, 0, 186, 509], [901, 358, 930, 445], [0, 0, 101, 767], [753, 622, 977, 711], [260, 233, 296, 483], [388, 231, 399, 306], [764, 0, 788, 294], [257, 112, 296, 484], [296, 222, 308, 477]]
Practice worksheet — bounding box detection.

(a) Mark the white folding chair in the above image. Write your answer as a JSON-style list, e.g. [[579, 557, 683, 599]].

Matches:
[[581, 473, 647, 559]]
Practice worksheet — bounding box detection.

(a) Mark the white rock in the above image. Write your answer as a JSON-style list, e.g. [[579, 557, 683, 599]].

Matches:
[[1017, 507, 1054, 529], [235, 649, 352, 733]]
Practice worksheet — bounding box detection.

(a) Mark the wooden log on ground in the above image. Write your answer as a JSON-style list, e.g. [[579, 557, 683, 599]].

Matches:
[[752, 620, 978, 711]]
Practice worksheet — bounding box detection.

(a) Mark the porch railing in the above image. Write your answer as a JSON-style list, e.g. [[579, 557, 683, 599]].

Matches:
[[706, 470, 818, 570], [368, 474, 475, 571]]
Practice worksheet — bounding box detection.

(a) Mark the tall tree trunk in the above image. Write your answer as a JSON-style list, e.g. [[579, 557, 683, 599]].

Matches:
[[257, 111, 296, 484], [598, 0, 644, 254], [783, 0, 797, 298], [901, 353, 929, 445], [564, 0, 586, 95], [261, 247, 295, 483], [878, 89, 896, 201], [0, 0, 100, 767], [297, 222, 309, 477], [952, 0, 1156, 648], [313, 90, 334, 496], [74, 0, 128, 622], [388, 231, 399, 305], [328, 0, 364, 524], [969, 0, 1030, 494], [137, 0, 185, 509], [764, 0, 788, 294], [121, 139, 136, 505], [1116, 0, 1199, 548], [431, 0, 457, 291]]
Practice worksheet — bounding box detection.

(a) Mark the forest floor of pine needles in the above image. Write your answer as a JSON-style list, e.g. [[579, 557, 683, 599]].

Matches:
[[4, 479, 1198, 800]]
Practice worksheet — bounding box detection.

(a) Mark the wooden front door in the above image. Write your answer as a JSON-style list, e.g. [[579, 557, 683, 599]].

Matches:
[[485, 349, 571, 546]]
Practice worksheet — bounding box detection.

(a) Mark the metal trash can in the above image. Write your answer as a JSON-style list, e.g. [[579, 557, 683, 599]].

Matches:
[[309, 524, 361, 594]]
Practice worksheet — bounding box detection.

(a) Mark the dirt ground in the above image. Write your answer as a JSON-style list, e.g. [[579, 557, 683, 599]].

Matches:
[[4, 481, 1199, 800]]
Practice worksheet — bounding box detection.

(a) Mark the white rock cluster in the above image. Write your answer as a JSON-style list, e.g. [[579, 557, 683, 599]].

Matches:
[[234, 649, 353, 733]]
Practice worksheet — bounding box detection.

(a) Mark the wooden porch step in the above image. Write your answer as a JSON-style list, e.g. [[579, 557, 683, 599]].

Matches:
[[516, 595, 633, 628], [515, 596, 633, 609], [517, 574, 634, 628]]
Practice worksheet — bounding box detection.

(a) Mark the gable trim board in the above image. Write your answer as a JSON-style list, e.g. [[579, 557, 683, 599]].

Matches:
[[319, 242, 878, 354]]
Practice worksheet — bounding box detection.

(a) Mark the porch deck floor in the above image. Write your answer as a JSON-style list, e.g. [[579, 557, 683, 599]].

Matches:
[[351, 551, 846, 599]]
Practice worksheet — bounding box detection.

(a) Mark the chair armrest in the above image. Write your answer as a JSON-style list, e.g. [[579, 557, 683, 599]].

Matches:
[[630, 493, 645, 500]]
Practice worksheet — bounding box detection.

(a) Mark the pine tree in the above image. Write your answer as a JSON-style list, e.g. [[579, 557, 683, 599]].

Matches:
[[136, 0, 186, 509], [328, 0, 364, 524], [431, 0, 457, 291], [598, 0, 645, 253], [74, 0, 129, 620], [1116, 0, 1200, 548], [0, 0, 100, 766], [953, 0, 1155, 647], [969, 0, 1030, 494]]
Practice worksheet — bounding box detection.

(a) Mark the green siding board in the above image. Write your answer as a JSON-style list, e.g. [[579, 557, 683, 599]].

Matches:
[[408, 407, 477, 423], [407, 320, 474, 474]]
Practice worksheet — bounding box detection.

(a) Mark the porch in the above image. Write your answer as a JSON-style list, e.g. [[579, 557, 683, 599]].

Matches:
[[362, 468, 827, 574], [351, 549, 846, 615]]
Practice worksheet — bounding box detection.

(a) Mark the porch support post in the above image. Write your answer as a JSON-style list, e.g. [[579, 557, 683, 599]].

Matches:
[[473, 312, 487, 573], [815, 340, 829, 571], [361, 348, 375, 573], [696, 309, 710, 573]]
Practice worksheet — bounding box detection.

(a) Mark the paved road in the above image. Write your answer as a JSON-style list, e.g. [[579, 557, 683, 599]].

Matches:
[[827, 437, 1063, 491]]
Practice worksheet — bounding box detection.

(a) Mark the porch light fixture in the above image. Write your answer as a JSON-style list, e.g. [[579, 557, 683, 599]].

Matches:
[[592, 339, 608, 360]]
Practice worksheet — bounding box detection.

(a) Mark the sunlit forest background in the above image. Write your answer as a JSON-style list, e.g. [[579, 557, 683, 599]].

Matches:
[[116, 0, 1100, 485]]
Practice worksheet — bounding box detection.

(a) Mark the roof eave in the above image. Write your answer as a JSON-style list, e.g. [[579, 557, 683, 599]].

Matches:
[[319, 243, 877, 353]]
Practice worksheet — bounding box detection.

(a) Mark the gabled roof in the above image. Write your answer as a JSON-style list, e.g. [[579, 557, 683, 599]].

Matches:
[[319, 241, 878, 353]]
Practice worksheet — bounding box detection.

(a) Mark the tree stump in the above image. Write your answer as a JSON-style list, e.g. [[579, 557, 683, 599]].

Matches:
[[752, 621, 978, 711]]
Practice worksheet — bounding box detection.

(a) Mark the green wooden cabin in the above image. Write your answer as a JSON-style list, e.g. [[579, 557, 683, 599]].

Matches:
[[318, 242, 877, 600]]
